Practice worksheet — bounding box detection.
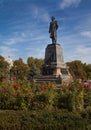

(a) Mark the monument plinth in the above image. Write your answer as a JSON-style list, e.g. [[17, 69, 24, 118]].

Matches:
[[35, 17, 72, 85], [41, 42, 72, 84], [42, 43, 64, 76]]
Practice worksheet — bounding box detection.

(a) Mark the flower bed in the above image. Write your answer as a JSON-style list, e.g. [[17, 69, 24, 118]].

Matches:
[[0, 79, 91, 111]]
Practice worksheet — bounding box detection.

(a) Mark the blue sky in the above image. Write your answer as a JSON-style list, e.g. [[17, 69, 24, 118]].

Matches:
[[0, 0, 91, 63]]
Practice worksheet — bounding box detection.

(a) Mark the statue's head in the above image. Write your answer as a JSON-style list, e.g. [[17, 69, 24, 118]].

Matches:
[[51, 16, 55, 21]]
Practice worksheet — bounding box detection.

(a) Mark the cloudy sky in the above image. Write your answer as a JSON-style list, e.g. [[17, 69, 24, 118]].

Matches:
[[0, 0, 91, 63]]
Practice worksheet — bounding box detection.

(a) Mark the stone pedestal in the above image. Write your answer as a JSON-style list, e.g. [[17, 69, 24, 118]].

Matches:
[[34, 43, 72, 85], [44, 43, 64, 66], [41, 43, 72, 84], [42, 44, 65, 75]]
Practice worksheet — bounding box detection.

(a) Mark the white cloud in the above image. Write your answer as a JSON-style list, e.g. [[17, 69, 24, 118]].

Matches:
[[60, 0, 81, 9], [68, 45, 91, 63], [0, 46, 18, 58], [3, 32, 28, 45], [31, 5, 50, 22], [4, 38, 17, 45], [26, 46, 45, 59], [76, 45, 91, 55], [81, 31, 91, 39]]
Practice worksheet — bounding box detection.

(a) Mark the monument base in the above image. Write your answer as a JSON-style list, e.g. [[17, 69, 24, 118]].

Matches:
[[40, 65, 72, 85], [34, 43, 72, 85], [34, 75, 62, 85]]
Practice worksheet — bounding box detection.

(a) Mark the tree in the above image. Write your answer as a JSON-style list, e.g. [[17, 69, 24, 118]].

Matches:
[[27, 57, 34, 69], [0, 55, 9, 79], [84, 64, 91, 79], [67, 60, 87, 79], [27, 63, 40, 80], [11, 58, 29, 80], [27, 57, 43, 74]]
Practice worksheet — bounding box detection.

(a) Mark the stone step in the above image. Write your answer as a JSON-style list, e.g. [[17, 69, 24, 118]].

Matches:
[[34, 75, 59, 79], [35, 78, 57, 82], [34, 75, 62, 84]]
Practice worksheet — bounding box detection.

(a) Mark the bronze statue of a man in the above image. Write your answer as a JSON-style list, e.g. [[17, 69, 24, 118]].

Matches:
[[49, 17, 58, 44]]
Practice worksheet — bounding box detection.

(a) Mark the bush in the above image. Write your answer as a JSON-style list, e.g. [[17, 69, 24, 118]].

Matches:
[[53, 92, 74, 111], [0, 79, 91, 111], [0, 110, 91, 130]]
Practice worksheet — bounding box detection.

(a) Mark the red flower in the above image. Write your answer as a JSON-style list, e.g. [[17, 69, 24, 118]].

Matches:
[[39, 87, 47, 92], [11, 77, 16, 81], [2, 88, 5, 93], [66, 86, 71, 89], [84, 84, 91, 90], [14, 84, 19, 90], [14, 93, 18, 97], [0, 78, 5, 82]]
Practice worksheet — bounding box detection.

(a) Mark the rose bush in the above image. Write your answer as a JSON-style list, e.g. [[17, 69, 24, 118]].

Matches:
[[0, 79, 91, 111]]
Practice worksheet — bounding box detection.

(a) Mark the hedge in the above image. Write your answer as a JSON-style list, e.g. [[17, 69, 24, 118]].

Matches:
[[0, 109, 91, 130]]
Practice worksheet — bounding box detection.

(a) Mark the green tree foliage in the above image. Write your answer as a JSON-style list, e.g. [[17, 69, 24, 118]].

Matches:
[[27, 57, 43, 71], [27, 57, 43, 80], [83, 64, 91, 79], [11, 58, 29, 80], [27, 63, 40, 80], [67, 60, 87, 79], [27, 57, 34, 68], [0, 55, 9, 78]]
